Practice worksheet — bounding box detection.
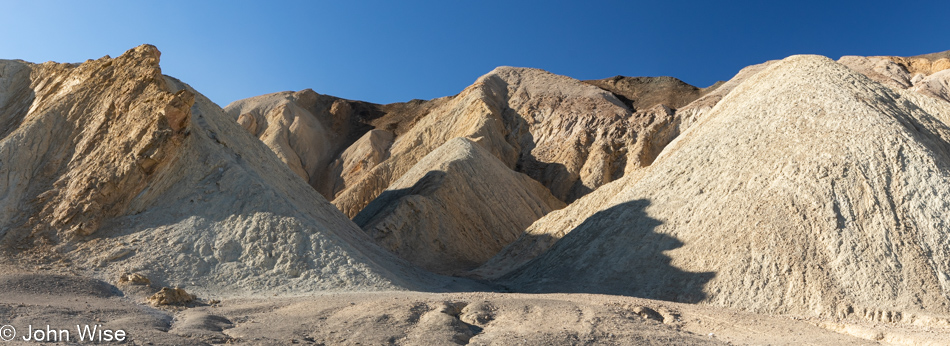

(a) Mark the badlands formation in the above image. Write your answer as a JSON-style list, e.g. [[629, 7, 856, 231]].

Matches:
[[0, 45, 949, 344], [0, 46, 458, 297]]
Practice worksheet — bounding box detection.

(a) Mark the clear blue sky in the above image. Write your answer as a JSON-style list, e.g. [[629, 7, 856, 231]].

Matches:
[[3, 1, 948, 106]]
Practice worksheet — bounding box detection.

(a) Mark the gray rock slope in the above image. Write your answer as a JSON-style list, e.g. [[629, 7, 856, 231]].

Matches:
[[494, 55, 950, 319]]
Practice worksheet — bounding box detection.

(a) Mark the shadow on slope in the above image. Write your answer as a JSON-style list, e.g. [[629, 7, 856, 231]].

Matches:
[[499, 199, 715, 303], [355, 171, 447, 225], [0, 60, 35, 140], [46, 78, 491, 296]]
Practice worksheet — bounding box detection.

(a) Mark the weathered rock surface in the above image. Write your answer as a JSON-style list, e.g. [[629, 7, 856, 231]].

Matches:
[[329, 67, 642, 217], [0, 45, 461, 297], [839, 50, 950, 103], [472, 173, 641, 279], [583, 75, 720, 111], [148, 287, 196, 306], [232, 67, 686, 216], [911, 69, 950, 103], [324, 129, 395, 199], [0, 47, 192, 240], [474, 62, 781, 279], [492, 55, 950, 319], [228, 67, 687, 273], [673, 61, 778, 131], [225, 90, 450, 201], [353, 137, 565, 275], [837, 55, 915, 89], [224, 89, 394, 199]]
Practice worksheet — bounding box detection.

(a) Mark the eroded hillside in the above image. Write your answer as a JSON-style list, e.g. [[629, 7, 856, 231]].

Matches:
[[4, 45, 950, 344], [226, 67, 707, 273], [0, 45, 465, 297], [490, 55, 950, 322]]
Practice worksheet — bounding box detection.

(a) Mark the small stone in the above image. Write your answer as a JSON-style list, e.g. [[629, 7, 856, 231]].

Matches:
[[118, 273, 151, 286], [147, 287, 196, 306]]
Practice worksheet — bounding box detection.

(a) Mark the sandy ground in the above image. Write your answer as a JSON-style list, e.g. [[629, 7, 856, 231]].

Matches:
[[0, 268, 948, 345]]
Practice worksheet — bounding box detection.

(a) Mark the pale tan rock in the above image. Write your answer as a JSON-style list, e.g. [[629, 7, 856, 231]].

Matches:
[[236, 112, 259, 136], [224, 89, 422, 200], [674, 61, 777, 131], [471, 172, 643, 279], [228, 68, 715, 274], [118, 273, 152, 286], [839, 51, 950, 103], [911, 69, 950, 103], [493, 55, 950, 318], [934, 58, 950, 72], [837, 56, 912, 88], [0, 45, 191, 239], [353, 137, 565, 275], [148, 287, 196, 306], [329, 77, 520, 217], [0, 45, 459, 297], [237, 70, 660, 273], [324, 129, 394, 199], [234, 101, 330, 185], [229, 66, 695, 230], [331, 67, 677, 218]]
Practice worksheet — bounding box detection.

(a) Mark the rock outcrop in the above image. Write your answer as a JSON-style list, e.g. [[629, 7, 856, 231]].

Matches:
[[7, 42, 950, 332], [328, 67, 644, 217], [0, 45, 459, 297], [227, 67, 687, 272], [224, 89, 400, 199], [225, 91, 449, 201], [490, 55, 950, 318], [353, 137, 565, 275], [839, 50, 950, 103], [473, 61, 782, 279], [583, 75, 720, 111], [230, 67, 687, 216], [912, 69, 950, 102], [0, 47, 192, 240]]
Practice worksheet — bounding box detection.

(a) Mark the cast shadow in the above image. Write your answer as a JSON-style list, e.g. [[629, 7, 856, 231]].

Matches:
[[498, 199, 715, 304], [352, 170, 447, 228]]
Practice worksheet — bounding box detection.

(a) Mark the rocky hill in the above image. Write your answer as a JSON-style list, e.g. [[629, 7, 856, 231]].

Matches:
[[0, 45, 463, 297], [226, 66, 688, 271], [226, 52, 950, 295], [5, 45, 950, 344], [353, 137, 565, 275], [489, 55, 950, 320]]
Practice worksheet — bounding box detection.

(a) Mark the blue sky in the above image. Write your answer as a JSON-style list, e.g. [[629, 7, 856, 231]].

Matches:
[[2, 1, 948, 106]]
